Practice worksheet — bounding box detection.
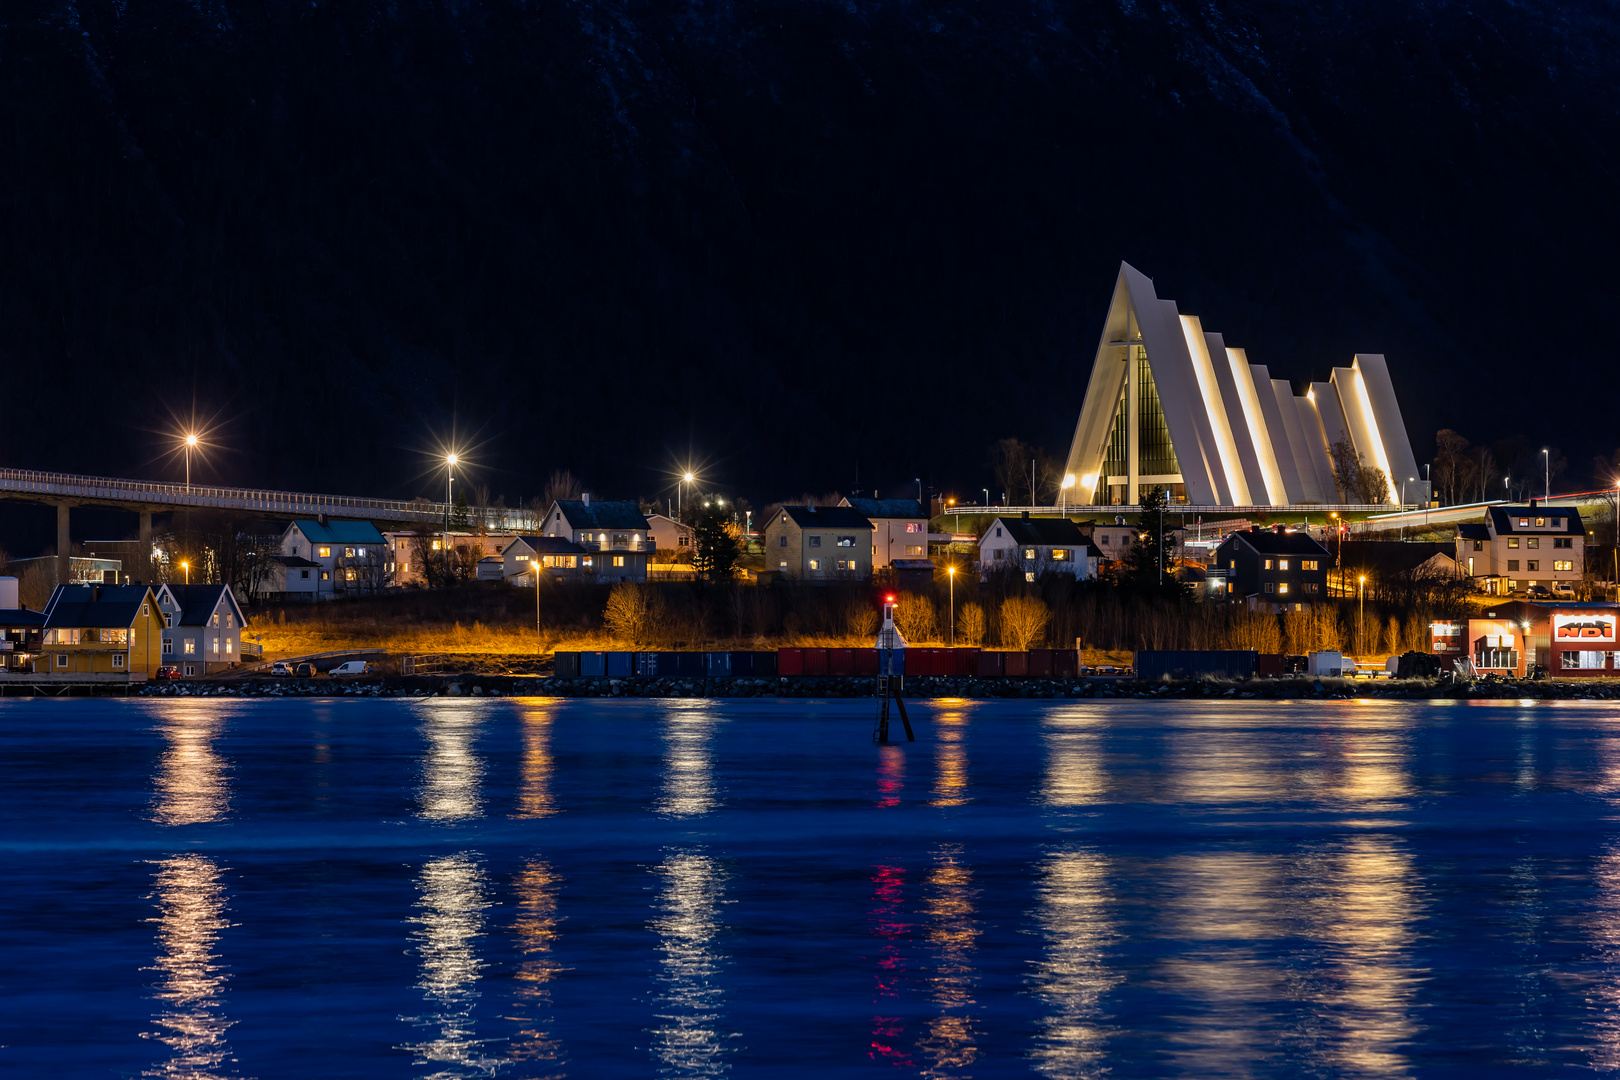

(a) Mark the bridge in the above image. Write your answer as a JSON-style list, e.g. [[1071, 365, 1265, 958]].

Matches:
[[0, 467, 529, 584]]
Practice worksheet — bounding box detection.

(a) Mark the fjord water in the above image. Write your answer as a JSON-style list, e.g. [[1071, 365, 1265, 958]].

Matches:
[[5, 699, 1620, 1077]]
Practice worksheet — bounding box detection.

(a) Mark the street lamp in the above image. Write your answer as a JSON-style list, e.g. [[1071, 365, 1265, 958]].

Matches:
[[183, 433, 199, 489], [947, 566, 956, 646], [1543, 448, 1550, 503], [983, 488, 989, 509], [529, 559, 542, 645], [181, 560, 190, 585], [1358, 575, 1366, 658], [444, 453, 458, 585], [680, 472, 695, 517]]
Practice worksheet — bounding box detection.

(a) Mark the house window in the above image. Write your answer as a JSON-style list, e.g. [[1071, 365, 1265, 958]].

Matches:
[[1265, 582, 1275, 593], [1555, 537, 1573, 549], [995, 527, 1003, 537], [1303, 583, 1319, 594], [836, 560, 848, 571], [55, 653, 68, 668], [432, 541, 442, 551], [225, 640, 233, 655], [779, 561, 788, 571], [162, 638, 173, 655], [1536, 518, 1545, 527], [1051, 549, 1069, 561], [184, 641, 196, 655], [184, 664, 195, 677], [1527, 538, 1540, 549], [212, 613, 219, 627], [1278, 583, 1290, 594], [779, 535, 787, 547], [1554, 518, 1563, 528], [613, 556, 625, 567], [1564, 651, 1606, 669], [321, 571, 330, 580], [400, 541, 408, 551], [611, 534, 629, 547], [112, 653, 125, 669], [905, 523, 923, 533], [809, 536, 822, 548], [1555, 560, 1574, 571], [1527, 561, 1539, 572], [1279, 559, 1290, 571], [344, 547, 355, 558], [1100, 535, 1110, 545], [300, 570, 310, 580], [905, 545, 924, 557], [1473, 540, 1483, 551], [1024, 548, 1036, 561], [809, 559, 821, 571], [226, 615, 234, 629], [1301, 560, 1318, 571], [1508, 538, 1520, 549], [46, 629, 81, 645], [318, 546, 331, 558], [103, 628, 128, 645], [1229, 560, 1235, 570], [835, 536, 855, 547], [1519, 518, 1529, 527], [1263, 559, 1272, 570], [344, 568, 357, 581], [141, 604, 149, 617], [1025, 572, 1035, 582], [1508, 560, 1519, 571]]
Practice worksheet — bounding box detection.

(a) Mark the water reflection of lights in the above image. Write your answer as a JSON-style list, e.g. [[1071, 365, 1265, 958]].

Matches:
[[918, 844, 979, 1077], [1318, 836, 1420, 1075], [509, 858, 567, 1073], [143, 854, 236, 1078], [417, 705, 485, 822], [931, 712, 971, 808], [649, 847, 734, 1075], [655, 704, 721, 818], [869, 863, 912, 1068], [1030, 848, 1117, 1075], [1041, 711, 1107, 807], [403, 852, 499, 1077], [875, 745, 906, 809], [150, 702, 231, 826], [515, 706, 558, 820]]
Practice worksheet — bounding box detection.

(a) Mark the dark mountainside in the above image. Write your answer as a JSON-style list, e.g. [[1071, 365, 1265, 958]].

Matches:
[[3, 0, 1618, 515]]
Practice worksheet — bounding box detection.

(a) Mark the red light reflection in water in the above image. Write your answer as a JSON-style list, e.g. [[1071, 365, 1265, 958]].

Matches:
[[875, 744, 906, 809], [869, 863, 914, 1067]]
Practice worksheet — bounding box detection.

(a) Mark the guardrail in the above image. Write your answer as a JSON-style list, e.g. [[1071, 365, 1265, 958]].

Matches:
[[943, 503, 1411, 516], [0, 466, 535, 528]]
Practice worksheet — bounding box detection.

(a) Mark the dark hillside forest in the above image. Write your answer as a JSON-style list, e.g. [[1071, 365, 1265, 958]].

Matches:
[[3, 0, 1618, 515]]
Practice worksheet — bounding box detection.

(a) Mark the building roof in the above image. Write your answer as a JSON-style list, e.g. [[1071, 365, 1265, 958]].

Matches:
[[891, 559, 936, 570], [1219, 527, 1332, 557], [842, 497, 926, 520], [512, 536, 589, 555], [1457, 523, 1490, 541], [1487, 506, 1585, 535], [41, 585, 154, 629], [1338, 541, 1458, 577], [274, 555, 323, 568], [986, 516, 1087, 546], [776, 505, 875, 529], [159, 584, 247, 628], [291, 520, 387, 545], [551, 500, 650, 531], [0, 609, 46, 628]]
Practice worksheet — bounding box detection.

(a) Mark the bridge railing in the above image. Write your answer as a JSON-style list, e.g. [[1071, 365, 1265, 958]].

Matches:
[[0, 466, 533, 528]]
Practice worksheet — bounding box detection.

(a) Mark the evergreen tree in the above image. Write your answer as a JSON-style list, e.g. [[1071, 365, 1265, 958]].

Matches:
[[1124, 485, 1186, 599], [689, 500, 740, 581]]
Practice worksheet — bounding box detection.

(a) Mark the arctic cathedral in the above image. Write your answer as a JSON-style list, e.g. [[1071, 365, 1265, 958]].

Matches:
[[1064, 263, 1426, 509]]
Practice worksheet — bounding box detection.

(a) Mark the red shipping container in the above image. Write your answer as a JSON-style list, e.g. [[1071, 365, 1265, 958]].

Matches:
[[1004, 651, 1029, 677], [1053, 650, 1078, 678], [828, 648, 856, 676], [804, 648, 829, 676], [954, 648, 980, 676], [855, 649, 880, 675], [1027, 649, 1054, 677], [977, 651, 1005, 677], [1256, 653, 1284, 676], [911, 648, 937, 676], [778, 648, 804, 676]]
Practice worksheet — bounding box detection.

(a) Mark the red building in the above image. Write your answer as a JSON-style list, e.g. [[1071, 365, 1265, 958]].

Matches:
[[1432, 601, 1620, 678]]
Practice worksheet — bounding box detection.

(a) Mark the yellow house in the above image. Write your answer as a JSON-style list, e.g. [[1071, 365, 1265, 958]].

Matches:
[[35, 585, 164, 678]]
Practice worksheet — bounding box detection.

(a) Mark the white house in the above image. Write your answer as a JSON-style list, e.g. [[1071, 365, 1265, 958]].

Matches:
[[1086, 519, 1140, 563], [539, 497, 651, 583], [154, 583, 248, 676], [840, 497, 929, 569], [977, 514, 1100, 582], [502, 536, 590, 583], [645, 513, 695, 556], [277, 520, 388, 599]]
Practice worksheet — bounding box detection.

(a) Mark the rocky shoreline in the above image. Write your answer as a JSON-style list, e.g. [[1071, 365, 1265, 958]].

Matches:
[[100, 674, 1620, 701]]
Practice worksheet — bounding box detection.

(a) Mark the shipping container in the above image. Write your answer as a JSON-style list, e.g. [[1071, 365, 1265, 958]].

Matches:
[[1027, 649, 1054, 677], [1256, 653, 1285, 676], [553, 652, 581, 677], [953, 648, 981, 676], [580, 651, 607, 677], [803, 648, 829, 676], [778, 648, 804, 676], [854, 649, 879, 676], [753, 651, 778, 676], [977, 651, 1005, 677], [1053, 650, 1078, 678], [1134, 650, 1258, 680], [705, 652, 732, 677], [634, 652, 656, 677], [605, 652, 633, 677], [828, 648, 856, 676], [1004, 651, 1029, 677]]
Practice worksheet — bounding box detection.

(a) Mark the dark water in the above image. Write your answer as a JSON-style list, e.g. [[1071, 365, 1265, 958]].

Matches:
[[5, 698, 1620, 1078]]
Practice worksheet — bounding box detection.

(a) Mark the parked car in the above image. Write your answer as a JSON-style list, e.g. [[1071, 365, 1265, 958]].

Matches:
[[295, 663, 317, 678], [1528, 584, 1552, 599], [155, 665, 182, 682], [330, 661, 375, 677], [270, 661, 293, 677]]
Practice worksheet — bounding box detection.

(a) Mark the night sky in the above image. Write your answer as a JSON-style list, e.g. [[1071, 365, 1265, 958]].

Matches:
[[3, 0, 1617, 545]]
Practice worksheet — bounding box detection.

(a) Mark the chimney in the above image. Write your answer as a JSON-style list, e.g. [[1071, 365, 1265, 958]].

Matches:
[[0, 577, 17, 609], [1022, 510, 1030, 520], [582, 492, 591, 507], [318, 512, 328, 526]]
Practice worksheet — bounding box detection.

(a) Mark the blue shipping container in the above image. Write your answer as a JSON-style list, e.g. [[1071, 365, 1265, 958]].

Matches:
[[606, 651, 634, 677], [580, 651, 607, 677], [1133, 650, 1257, 680], [752, 651, 778, 676], [552, 652, 581, 677], [705, 652, 732, 677], [635, 652, 657, 677]]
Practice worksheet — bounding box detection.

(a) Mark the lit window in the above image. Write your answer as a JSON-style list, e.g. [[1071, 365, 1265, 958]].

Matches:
[[321, 571, 330, 580], [1025, 572, 1035, 582], [1527, 538, 1539, 549], [779, 561, 788, 571], [1519, 519, 1529, 527], [1555, 560, 1574, 571], [905, 523, 922, 533], [432, 541, 442, 551], [225, 640, 233, 654], [835, 536, 855, 547], [1278, 559, 1289, 571], [141, 604, 149, 617], [1024, 548, 1036, 560], [184, 640, 196, 655], [1508, 538, 1519, 549], [1278, 583, 1290, 594], [613, 556, 625, 567], [809, 559, 821, 571], [344, 568, 357, 581], [226, 614, 234, 628], [1301, 560, 1318, 571], [344, 547, 355, 558], [1473, 540, 1483, 551], [1051, 549, 1069, 561], [1263, 559, 1272, 569], [1536, 518, 1545, 527], [318, 546, 331, 558], [212, 613, 219, 627], [905, 545, 923, 556]]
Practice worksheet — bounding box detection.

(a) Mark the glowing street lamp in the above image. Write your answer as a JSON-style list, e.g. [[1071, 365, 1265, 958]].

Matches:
[[947, 566, 956, 646], [443, 453, 458, 583], [183, 433, 199, 489], [680, 471, 695, 517], [1358, 575, 1367, 657], [529, 559, 542, 644], [181, 560, 190, 585]]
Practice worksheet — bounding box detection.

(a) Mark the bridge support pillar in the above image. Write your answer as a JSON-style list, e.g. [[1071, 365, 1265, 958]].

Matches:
[[55, 503, 70, 586], [139, 512, 152, 584]]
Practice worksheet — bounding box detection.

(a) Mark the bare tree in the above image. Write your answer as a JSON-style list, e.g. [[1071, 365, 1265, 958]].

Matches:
[[956, 601, 986, 645], [845, 599, 879, 639], [603, 583, 652, 644], [543, 470, 582, 509], [893, 593, 937, 643], [999, 595, 1050, 649]]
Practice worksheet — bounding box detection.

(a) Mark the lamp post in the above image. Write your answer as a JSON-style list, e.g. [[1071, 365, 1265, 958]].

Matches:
[[183, 433, 198, 489], [1358, 575, 1366, 658], [681, 472, 694, 517], [1543, 448, 1550, 503], [1061, 474, 1075, 515], [181, 560, 190, 585], [947, 566, 956, 646], [444, 453, 458, 585], [983, 488, 989, 509], [529, 559, 542, 645]]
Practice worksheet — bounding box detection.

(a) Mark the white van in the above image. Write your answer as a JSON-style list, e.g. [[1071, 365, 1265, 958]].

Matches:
[[330, 660, 375, 677]]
